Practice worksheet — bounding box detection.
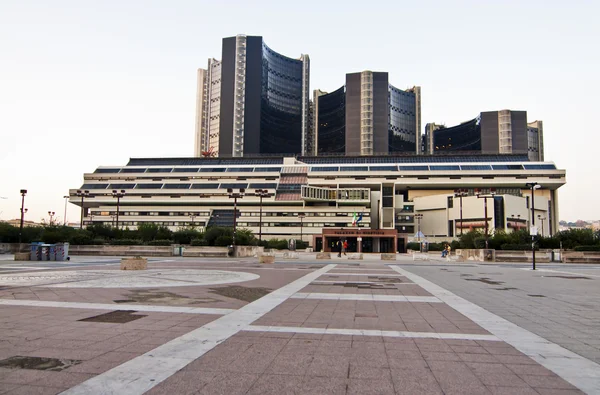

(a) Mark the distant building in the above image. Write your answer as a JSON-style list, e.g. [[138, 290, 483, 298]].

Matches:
[[195, 35, 310, 158], [312, 71, 421, 156], [425, 110, 543, 158], [527, 120, 544, 161]]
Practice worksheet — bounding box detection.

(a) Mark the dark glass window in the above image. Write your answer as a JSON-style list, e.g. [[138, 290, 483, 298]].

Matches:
[[432, 117, 482, 152], [146, 168, 173, 173], [94, 168, 120, 173], [162, 184, 191, 189], [172, 168, 199, 173], [398, 165, 428, 171], [120, 168, 146, 173], [108, 184, 135, 189], [220, 183, 248, 189], [80, 184, 109, 189], [249, 183, 277, 189], [317, 86, 346, 155], [135, 184, 163, 189], [389, 86, 417, 153], [370, 166, 398, 171], [340, 166, 368, 172], [430, 165, 460, 171], [311, 166, 339, 172], [461, 165, 492, 170], [190, 184, 220, 189], [199, 168, 226, 172], [253, 167, 281, 172], [523, 164, 556, 170]]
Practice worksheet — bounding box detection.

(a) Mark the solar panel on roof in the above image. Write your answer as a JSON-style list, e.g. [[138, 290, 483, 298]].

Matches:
[[94, 168, 120, 173], [523, 164, 556, 170], [162, 183, 191, 189], [135, 184, 163, 189], [109, 184, 135, 189], [398, 165, 428, 171], [461, 165, 492, 170], [80, 184, 109, 189], [190, 184, 220, 189], [120, 168, 146, 173], [430, 165, 460, 171]]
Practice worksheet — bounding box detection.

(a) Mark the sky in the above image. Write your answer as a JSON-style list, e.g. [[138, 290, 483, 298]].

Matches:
[[1, 0, 599, 224]]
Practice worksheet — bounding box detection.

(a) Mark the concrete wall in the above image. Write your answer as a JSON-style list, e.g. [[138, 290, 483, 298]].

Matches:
[[69, 245, 173, 257]]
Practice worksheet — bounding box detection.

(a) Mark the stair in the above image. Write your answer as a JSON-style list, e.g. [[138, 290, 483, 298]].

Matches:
[[207, 210, 238, 228]]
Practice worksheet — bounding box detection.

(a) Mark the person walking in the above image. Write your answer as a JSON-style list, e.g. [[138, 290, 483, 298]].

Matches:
[[343, 240, 348, 256], [336, 240, 342, 257]]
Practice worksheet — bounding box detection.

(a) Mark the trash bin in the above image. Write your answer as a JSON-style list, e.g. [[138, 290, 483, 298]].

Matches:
[[552, 249, 561, 262], [41, 245, 50, 261], [30, 242, 42, 261], [55, 243, 69, 261], [228, 245, 234, 257], [48, 245, 56, 261]]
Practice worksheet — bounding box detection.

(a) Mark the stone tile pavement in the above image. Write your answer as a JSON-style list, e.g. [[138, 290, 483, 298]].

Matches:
[[0, 256, 596, 394]]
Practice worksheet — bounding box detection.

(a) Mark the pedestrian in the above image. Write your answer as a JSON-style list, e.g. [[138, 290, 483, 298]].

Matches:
[[336, 240, 342, 257], [343, 240, 348, 255], [441, 244, 448, 258]]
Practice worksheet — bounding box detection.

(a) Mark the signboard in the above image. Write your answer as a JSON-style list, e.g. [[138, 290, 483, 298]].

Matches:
[[530, 226, 538, 236]]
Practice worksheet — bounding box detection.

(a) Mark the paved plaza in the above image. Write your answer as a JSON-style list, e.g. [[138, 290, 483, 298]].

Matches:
[[0, 254, 598, 394]]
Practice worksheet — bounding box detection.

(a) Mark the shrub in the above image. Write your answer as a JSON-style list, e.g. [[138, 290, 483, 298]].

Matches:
[[406, 242, 420, 251], [214, 235, 233, 246], [110, 239, 143, 245], [267, 239, 288, 250], [91, 238, 106, 245], [147, 239, 173, 246], [573, 245, 600, 251], [173, 229, 203, 245], [190, 238, 208, 246]]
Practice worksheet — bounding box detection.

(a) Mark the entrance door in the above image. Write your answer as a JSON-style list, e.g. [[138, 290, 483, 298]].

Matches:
[[380, 238, 393, 253]]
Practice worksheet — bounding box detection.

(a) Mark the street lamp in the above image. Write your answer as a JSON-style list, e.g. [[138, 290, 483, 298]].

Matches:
[[112, 189, 125, 230], [454, 189, 468, 236], [227, 188, 245, 246], [415, 213, 423, 251], [18, 189, 27, 244], [48, 211, 56, 226], [254, 189, 272, 242], [190, 214, 196, 227], [298, 214, 305, 244], [538, 215, 546, 238], [76, 190, 90, 229], [476, 188, 497, 249], [526, 182, 541, 270], [63, 195, 69, 226]]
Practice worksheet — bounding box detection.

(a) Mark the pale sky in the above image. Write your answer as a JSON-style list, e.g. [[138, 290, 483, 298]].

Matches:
[[1, 0, 598, 224]]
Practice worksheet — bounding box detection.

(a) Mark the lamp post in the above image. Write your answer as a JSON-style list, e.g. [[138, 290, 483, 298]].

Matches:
[[454, 189, 468, 236], [538, 215, 546, 238], [48, 211, 56, 226], [254, 189, 272, 242], [476, 188, 496, 249], [89, 212, 94, 225], [227, 188, 245, 246], [298, 214, 305, 244], [190, 214, 196, 227], [415, 213, 423, 252], [76, 190, 90, 229], [112, 189, 125, 230], [526, 182, 541, 270], [63, 195, 69, 226], [18, 189, 27, 244]]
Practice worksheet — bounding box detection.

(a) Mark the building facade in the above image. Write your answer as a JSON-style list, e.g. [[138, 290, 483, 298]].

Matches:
[[313, 71, 421, 157], [425, 110, 543, 158], [195, 35, 310, 158], [69, 154, 564, 252]]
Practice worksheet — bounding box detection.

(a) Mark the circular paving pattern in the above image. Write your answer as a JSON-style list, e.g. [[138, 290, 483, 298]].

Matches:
[[0, 269, 260, 288]]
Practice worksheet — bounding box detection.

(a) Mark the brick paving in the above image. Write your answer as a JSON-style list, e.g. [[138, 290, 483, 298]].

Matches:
[[0, 257, 592, 394]]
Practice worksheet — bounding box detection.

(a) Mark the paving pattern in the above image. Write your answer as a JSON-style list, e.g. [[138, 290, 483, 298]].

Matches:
[[0, 256, 597, 394]]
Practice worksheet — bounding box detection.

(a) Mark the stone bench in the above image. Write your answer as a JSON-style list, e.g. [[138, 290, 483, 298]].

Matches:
[[14, 252, 30, 261], [347, 253, 363, 260], [412, 253, 430, 261], [120, 258, 148, 270], [283, 252, 299, 259], [259, 255, 275, 264], [381, 253, 396, 261], [316, 252, 331, 259]]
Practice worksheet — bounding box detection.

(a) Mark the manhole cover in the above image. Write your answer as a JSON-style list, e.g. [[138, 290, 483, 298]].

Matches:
[[465, 277, 504, 285], [0, 269, 260, 288], [210, 286, 271, 302], [78, 310, 146, 323], [546, 276, 591, 280], [0, 356, 81, 371]]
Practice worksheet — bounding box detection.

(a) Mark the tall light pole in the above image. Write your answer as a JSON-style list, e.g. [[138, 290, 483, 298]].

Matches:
[[526, 182, 541, 270], [63, 195, 69, 226], [415, 213, 423, 252], [454, 189, 468, 236], [48, 211, 56, 226], [227, 188, 245, 246], [254, 189, 272, 242], [76, 190, 90, 229], [190, 214, 196, 227], [538, 215, 546, 238], [18, 189, 27, 244], [298, 214, 305, 244], [112, 189, 125, 230], [476, 188, 496, 249]]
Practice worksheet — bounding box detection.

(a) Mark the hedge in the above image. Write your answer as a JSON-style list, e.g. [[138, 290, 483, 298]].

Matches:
[[573, 245, 600, 251]]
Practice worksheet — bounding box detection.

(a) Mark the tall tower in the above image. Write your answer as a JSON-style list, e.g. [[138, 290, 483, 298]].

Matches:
[[218, 35, 310, 157], [194, 59, 221, 157]]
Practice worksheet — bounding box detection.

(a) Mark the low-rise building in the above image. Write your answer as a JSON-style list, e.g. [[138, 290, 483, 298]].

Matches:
[[69, 154, 565, 252]]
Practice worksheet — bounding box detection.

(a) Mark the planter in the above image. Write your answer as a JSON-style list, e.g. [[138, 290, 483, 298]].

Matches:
[[120, 257, 148, 270], [14, 252, 30, 261], [258, 255, 275, 264], [316, 252, 331, 259], [381, 253, 396, 261]]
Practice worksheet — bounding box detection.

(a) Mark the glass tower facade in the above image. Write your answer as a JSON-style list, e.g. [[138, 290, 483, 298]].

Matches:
[[260, 43, 306, 155], [316, 86, 346, 155], [389, 85, 418, 153], [432, 117, 482, 152]]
